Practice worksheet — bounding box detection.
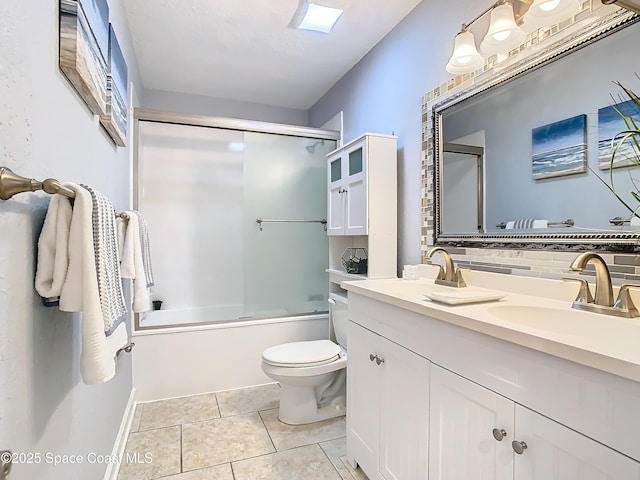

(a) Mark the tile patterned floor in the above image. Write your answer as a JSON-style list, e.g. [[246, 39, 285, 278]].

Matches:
[[117, 383, 368, 480]]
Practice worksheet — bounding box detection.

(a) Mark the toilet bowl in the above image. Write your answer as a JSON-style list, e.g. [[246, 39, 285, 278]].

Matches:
[[261, 294, 348, 425]]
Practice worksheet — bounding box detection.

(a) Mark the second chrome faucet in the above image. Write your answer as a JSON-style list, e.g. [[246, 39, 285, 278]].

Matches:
[[564, 252, 640, 318]]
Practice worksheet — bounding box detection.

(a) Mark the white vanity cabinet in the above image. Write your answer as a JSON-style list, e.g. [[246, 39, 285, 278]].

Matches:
[[345, 289, 640, 480], [429, 365, 640, 480], [429, 364, 514, 480], [347, 320, 429, 480]]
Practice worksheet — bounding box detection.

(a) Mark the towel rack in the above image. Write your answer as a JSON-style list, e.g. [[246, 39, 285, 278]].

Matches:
[[495, 218, 575, 229], [116, 341, 135, 357], [0, 166, 129, 220], [256, 217, 328, 232], [0, 166, 75, 200]]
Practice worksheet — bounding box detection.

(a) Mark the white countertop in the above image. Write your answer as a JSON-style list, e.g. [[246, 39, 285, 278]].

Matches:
[[342, 277, 640, 382]]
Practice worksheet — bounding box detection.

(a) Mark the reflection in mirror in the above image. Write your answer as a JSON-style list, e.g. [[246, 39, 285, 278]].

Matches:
[[441, 142, 483, 234], [431, 8, 640, 250]]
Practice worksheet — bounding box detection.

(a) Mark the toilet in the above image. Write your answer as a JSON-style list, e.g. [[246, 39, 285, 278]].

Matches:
[[261, 293, 348, 425]]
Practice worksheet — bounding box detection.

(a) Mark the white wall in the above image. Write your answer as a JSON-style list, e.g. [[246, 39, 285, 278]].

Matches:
[[0, 1, 142, 478], [143, 88, 310, 126], [308, 0, 491, 272]]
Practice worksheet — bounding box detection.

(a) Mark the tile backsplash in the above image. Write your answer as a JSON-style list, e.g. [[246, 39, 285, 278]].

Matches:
[[423, 247, 640, 287]]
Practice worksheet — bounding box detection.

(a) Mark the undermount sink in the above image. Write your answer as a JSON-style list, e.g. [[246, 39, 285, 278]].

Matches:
[[486, 304, 639, 340]]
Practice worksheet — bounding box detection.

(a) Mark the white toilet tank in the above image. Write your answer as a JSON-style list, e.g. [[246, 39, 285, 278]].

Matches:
[[329, 293, 349, 348]]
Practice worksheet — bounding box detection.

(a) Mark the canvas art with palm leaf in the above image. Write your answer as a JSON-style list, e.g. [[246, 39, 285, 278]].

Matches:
[[593, 77, 640, 220]]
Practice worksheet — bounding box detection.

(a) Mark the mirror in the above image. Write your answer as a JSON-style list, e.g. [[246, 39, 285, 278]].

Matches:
[[429, 7, 640, 251]]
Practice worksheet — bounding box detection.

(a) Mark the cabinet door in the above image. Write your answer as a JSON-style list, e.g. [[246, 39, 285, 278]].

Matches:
[[347, 321, 382, 479], [429, 365, 514, 480], [327, 154, 345, 235], [344, 142, 367, 235], [379, 338, 430, 480], [514, 406, 640, 480]]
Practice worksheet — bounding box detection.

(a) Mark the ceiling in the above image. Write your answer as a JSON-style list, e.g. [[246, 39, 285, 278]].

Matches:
[[122, 0, 423, 110]]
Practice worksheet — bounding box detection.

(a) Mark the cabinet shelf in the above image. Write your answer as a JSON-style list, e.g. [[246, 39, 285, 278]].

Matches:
[[326, 268, 367, 284]]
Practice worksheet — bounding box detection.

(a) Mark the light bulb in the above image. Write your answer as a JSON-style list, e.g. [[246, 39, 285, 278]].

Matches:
[[540, 0, 560, 11], [523, 0, 580, 28], [492, 30, 512, 41]]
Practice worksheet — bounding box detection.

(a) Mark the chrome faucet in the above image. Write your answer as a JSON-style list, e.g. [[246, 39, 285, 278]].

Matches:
[[564, 252, 640, 318], [426, 247, 466, 288]]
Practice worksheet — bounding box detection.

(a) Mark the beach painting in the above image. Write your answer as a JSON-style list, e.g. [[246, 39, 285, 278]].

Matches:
[[59, 0, 109, 116], [100, 25, 128, 147], [531, 114, 587, 180], [598, 99, 640, 170]]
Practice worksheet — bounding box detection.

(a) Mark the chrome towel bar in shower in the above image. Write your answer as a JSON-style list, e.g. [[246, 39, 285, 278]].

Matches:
[[256, 218, 328, 232]]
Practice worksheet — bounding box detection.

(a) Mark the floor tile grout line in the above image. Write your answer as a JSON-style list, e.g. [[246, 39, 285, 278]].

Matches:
[[317, 442, 344, 480], [214, 392, 222, 418], [257, 409, 278, 452], [179, 423, 183, 474]]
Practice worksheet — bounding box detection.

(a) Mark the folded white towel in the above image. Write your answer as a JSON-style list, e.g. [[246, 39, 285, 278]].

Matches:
[[37, 183, 128, 384], [121, 210, 152, 312], [35, 194, 73, 303]]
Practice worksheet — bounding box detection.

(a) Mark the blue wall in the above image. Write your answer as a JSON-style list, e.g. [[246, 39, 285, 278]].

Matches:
[[309, 0, 490, 268]]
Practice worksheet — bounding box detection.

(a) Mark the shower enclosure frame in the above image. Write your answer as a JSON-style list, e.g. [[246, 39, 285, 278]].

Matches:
[[131, 108, 341, 332]]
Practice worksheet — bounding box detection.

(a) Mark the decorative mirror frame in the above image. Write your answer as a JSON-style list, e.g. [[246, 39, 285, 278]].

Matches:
[[422, 6, 640, 253]]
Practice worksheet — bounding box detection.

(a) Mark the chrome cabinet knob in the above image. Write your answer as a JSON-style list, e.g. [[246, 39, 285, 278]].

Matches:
[[492, 428, 507, 441], [369, 354, 376, 362], [375, 356, 384, 365], [512, 440, 528, 455]]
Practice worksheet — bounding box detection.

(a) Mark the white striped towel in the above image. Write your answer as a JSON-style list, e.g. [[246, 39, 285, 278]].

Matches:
[[120, 210, 153, 312], [506, 219, 549, 229]]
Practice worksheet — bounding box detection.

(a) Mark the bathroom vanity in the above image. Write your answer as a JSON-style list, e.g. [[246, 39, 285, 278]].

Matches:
[[343, 276, 640, 480]]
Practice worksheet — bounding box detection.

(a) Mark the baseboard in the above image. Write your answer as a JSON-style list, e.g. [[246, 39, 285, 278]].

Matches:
[[103, 387, 137, 480]]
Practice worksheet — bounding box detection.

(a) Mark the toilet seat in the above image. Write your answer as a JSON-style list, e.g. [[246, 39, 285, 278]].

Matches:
[[262, 340, 342, 368]]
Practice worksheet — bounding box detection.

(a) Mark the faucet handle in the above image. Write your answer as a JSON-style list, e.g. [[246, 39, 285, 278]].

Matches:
[[562, 277, 594, 304], [453, 268, 467, 288], [613, 284, 640, 317]]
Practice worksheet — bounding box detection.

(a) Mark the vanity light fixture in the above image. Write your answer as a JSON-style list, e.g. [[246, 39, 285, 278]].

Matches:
[[291, 0, 344, 33], [522, 0, 580, 29], [479, 2, 526, 56], [446, 0, 582, 75]]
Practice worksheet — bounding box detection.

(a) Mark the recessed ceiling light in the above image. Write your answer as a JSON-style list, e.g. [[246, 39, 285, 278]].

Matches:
[[292, 1, 344, 33]]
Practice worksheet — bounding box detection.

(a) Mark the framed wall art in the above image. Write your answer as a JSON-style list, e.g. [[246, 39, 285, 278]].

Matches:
[[99, 24, 128, 147], [531, 114, 587, 180], [598, 99, 640, 170], [59, 0, 109, 116]]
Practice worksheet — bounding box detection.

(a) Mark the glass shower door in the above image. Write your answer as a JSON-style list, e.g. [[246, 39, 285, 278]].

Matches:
[[136, 120, 334, 329]]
